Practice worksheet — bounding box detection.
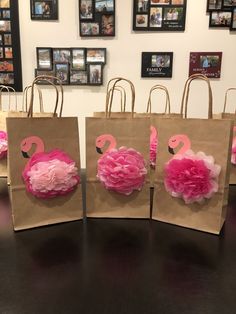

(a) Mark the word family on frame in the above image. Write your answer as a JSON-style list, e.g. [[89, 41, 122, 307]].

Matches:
[[79, 0, 115, 37], [35, 47, 106, 86], [0, 0, 22, 91], [133, 0, 187, 32]]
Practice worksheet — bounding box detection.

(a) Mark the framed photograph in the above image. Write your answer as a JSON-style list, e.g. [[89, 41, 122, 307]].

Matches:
[[230, 7, 236, 30], [0, 60, 13, 71], [0, 0, 22, 90], [86, 48, 106, 63], [0, 20, 11, 31], [189, 52, 222, 78], [4, 33, 11, 45], [4, 46, 12, 58], [209, 10, 232, 26], [141, 52, 173, 78], [0, 0, 10, 8], [0, 72, 14, 84], [53, 48, 71, 63], [88, 63, 103, 85], [207, 0, 223, 12], [31, 0, 58, 20], [35, 69, 55, 84], [79, 0, 93, 20], [55, 63, 69, 84], [133, 0, 187, 31], [222, 0, 236, 8], [36, 47, 52, 69], [71, 48, 85, 70], [79, 0, 115, 37], [70, 70, 88, 85]]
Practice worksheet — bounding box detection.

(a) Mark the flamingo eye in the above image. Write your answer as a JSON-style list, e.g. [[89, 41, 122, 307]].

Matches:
[[172, 139, 176, 143]]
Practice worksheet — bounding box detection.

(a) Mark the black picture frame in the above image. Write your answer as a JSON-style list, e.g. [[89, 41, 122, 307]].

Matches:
[[36, 47, 53, 70], [88, 63, 103, 85], [35, 47, 106, 86], [207, 0, 223, 12], [71, 48, 86, 70], [55, 62, 69, 85], [30, 0, 59, 20], [0, 0, 22, 91], [70, 70, 88, 85], [141, 52, 173, 78], [222, 0, 236, 9], [209, 10, 232, 27], [79, 0, 115, 37], [133, 0, 187, 32], [34, 69, 55, 84], [230, 7, 236, 29], [86, 48, 106, 64]]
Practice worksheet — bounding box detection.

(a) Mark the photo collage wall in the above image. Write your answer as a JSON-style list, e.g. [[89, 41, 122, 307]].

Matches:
[[0, 0, 22, 91], [79, 0, 115, 36], [207, 0, 236, 30], [133, 0, 187, 31], [35, 47, 106, 86]]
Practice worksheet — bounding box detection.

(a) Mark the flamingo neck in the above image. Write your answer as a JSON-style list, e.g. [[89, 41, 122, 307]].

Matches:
[[176, 135, 191, 155], [150, 126, 157, 142], [104, 134, 116, 152], [28, 136, 45, 155]]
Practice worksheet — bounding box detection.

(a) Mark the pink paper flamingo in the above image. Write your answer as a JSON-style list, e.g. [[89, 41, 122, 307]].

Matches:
[[232, 126, 236, 165], [165, 134, 221, 204], [21, 136, 80, 199], [95, 134, 147, 195], [0, 131, 7, 159], [150, 126, 157, 168]]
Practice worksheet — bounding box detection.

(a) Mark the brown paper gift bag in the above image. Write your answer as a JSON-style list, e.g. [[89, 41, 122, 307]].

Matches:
[[7, 76, 83, 231], [0, 86, 26, 192], [152, 74, 233, 234], [94, 77, 134, 118], [214, 88, 236, 184], [86, 79, 150, 219]]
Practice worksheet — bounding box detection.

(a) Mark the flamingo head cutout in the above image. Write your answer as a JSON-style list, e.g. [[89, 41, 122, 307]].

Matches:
[[20, 136, 45, 158], [168, 134, 191, 156], [96, 134, 117, 154]]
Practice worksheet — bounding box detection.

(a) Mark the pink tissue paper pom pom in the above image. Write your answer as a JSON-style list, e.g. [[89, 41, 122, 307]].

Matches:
[[97, 147, 147, 196], [164, 150, 221, 204], [0, 131, 7, 160], [232, 143, 236, 165], [150, 136, 157, 168], [22, 149, 80, 199]]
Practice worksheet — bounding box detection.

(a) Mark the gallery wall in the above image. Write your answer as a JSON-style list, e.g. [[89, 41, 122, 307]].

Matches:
[[7, 0, 236, 166]]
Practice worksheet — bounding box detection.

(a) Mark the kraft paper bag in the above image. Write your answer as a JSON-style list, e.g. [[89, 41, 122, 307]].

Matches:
[[0, 86, 26, 193], [94, 77, 134, 118], [6, 76, 83, 231], [214, 88, 236, 185], [86, 79, 150, 219], [152, 74, 233, 234]]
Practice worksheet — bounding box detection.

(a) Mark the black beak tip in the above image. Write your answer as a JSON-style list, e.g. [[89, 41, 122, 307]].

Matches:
[[22, 151, 29, 158], [168, 146, 175, 155], [96, 147, 103, 154]]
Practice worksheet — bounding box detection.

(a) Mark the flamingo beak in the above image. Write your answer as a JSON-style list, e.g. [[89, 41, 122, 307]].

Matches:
[[96, 147, 103, 154], [168, 146, 175, 155], [22, 151, 30, 158]]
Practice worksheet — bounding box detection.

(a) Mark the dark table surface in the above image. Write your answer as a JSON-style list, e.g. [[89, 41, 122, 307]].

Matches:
[[0, 186, 236, 314]]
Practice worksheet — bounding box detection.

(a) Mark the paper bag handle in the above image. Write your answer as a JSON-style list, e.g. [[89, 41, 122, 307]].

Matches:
[[28, 76, 64, 117], [22, 85, 44, 113], [181, 74, 213, 119], [0, 85, 17, 111], [107, 85, 127, 113], [106, 77, 135, 118], [223, 88, 236, 114], [146, 84, 170, 114]]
